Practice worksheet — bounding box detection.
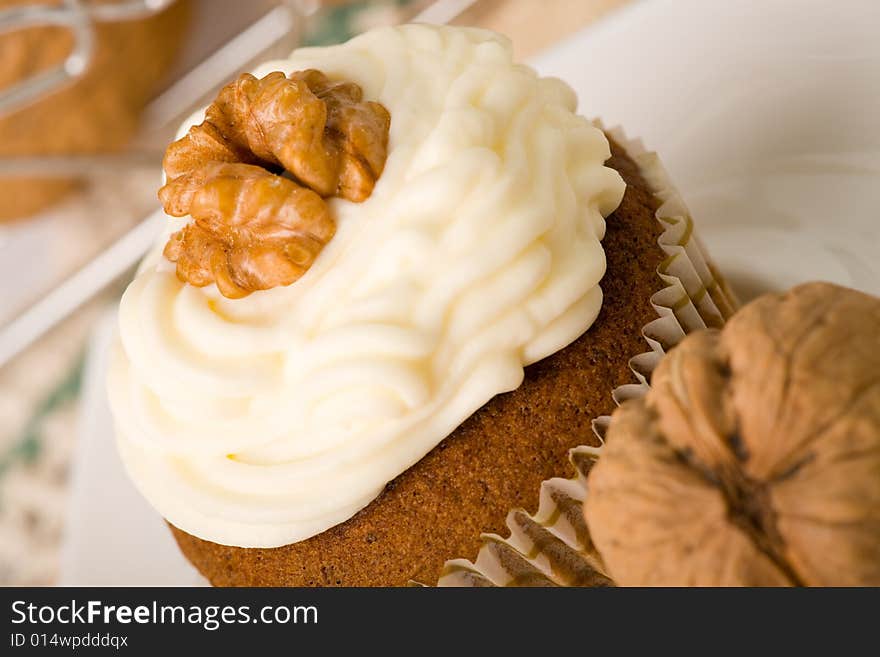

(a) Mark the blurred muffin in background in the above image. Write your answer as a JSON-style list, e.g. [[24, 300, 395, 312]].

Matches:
[[0, 0, 191, 222]]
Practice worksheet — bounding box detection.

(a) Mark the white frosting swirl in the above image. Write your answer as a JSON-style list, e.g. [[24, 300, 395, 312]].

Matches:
[[109, 24, 625, 548]]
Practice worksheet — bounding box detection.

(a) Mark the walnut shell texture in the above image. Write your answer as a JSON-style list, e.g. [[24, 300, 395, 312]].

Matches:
[[585, 282, 880, 586]]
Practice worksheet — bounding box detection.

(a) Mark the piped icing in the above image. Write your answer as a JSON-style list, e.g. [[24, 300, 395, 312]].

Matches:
[[108, 24, 625, 548]]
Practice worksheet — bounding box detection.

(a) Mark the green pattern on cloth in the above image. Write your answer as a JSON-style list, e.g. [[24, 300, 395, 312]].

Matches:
[[0, 357, 84, 479], [304, 0, 416, 46]]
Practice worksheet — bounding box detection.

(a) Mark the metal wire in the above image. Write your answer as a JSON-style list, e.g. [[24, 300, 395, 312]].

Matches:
[[85, 0, 176, 21], [0, 0, 94, 115], [0, 0, 479, 370], [0, 0, 182, 116]]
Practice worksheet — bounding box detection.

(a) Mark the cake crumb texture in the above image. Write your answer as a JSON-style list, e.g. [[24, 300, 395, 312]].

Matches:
[[171, 137, 667, 586]]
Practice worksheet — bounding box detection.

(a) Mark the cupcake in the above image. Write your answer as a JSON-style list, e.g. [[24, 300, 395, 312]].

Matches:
[[108, 24, 735, 586]]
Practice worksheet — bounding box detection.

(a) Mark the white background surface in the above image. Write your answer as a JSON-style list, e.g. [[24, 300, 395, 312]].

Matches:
[[61, 0, 880, 584], [532, 0, 880, 301]]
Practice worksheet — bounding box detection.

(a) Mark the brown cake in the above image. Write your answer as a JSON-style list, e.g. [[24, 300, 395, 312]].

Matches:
[[0, 0, 190, 221], [109, 24, 733, 587], [169, 137, 669, 586]]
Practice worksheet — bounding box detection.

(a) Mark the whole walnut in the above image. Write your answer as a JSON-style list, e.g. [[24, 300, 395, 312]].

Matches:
[[585, 282, 880, 586]]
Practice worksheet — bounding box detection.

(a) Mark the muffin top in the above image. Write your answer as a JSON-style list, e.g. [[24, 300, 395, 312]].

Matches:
[[109, 24, 625, 548]]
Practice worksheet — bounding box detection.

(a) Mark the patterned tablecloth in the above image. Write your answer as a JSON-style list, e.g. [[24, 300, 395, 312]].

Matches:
[[0, 0, 625, 585]]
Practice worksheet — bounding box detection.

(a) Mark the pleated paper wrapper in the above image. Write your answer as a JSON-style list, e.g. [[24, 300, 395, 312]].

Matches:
[[433, 126, 739, 587]]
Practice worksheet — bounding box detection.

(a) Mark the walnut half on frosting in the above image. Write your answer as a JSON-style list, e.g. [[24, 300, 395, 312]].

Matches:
[[585, 282, 880, 586], [158, 70, 391, 298]]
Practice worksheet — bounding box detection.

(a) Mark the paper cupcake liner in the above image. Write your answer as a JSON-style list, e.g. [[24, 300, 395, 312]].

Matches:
[[435, 125, 738, 587]]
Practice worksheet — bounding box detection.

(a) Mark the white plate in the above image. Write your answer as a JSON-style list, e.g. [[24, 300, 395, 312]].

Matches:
[[60, 311, 203, 585], [61, 0, 880, 584], [532, 0, 880, 300]]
